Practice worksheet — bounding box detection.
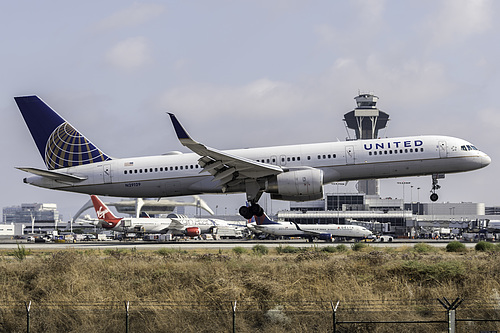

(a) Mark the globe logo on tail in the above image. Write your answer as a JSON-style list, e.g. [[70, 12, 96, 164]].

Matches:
[[44, 122, 111, 170]]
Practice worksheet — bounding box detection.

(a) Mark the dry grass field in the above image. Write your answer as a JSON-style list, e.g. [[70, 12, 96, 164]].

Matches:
[[0, 242, 499, 332]]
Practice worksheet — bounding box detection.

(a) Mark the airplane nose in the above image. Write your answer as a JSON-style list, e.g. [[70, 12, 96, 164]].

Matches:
[[482, 154, 492, 167]]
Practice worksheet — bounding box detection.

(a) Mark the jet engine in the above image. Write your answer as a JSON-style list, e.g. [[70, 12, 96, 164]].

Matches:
[[185, 227, 201, 237], [318, 233, 333, 242], [267, 168, 324, 201]]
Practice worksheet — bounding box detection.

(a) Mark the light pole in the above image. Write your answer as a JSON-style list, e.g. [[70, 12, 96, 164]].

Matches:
[[397, 181, 411, 208], [410, 185, 414, 214], [417, 187, 421, 215]]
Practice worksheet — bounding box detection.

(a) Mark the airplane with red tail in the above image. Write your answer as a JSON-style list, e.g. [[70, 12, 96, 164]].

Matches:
[[90, 195, 236, 236]]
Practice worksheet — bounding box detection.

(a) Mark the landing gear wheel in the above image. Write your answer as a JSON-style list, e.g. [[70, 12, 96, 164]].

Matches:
[[239, 206, 253, 220], [250, 204, 264, 217], [239, 203, 264, 219], [430, 174, 443, 202]]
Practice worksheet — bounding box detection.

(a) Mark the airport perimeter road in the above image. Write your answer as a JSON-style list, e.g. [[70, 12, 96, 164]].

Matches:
[[0, 239, 479, 250]]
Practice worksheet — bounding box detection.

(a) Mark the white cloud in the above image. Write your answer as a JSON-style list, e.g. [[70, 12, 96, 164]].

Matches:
[[95, 3, 165, 31], [106, 37, 151, 70], [159, 78, 313, 121], [328, 55, 454, 106], [425, 0, 492, 46]]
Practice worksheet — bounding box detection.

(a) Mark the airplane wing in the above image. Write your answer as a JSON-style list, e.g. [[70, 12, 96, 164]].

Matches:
[[293, 222, 325, 236], [16, 167, 87, 182], [167, 219, 186, 231], [168, 113, 283, 190]]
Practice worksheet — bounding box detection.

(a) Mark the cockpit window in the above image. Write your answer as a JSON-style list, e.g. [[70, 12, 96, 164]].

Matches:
[[461, 145, 479, 151]]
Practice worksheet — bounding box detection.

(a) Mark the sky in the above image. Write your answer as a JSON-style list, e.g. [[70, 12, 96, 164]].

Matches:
[[1, 0, 499, 221]]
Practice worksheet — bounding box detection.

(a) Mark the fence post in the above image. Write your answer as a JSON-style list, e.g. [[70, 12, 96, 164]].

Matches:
[[232, 301, 237, 333], [24, 301, 31, 333], [125, 301, 130, 333], [331, 300, 339, 333], [437, 297, 464, 333]]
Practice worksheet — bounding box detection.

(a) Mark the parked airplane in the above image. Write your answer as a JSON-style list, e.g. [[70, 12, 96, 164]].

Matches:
[[90, 195, 231, 236], [15, 96, 490, 219], [91, 195, 173, 234], [73, 195, 214, 222], [249, 211, 373, 242], [486, 220, 500, 232]]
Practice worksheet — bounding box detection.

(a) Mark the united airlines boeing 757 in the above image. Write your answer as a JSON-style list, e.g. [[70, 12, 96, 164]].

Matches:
[[15, 95, 490, 219]]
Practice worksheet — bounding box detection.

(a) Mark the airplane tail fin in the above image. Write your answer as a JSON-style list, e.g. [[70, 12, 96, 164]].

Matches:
[[253, 211, 279, 225], [14, 96, 112, 170], [90, 195, 122, 228]]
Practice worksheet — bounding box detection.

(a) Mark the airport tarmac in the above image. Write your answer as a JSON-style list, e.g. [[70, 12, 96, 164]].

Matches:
[[0, 239, 479, 250]]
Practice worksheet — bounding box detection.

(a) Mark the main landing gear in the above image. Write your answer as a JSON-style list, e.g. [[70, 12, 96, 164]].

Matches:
[[239, 203, 264, 220], [430, 174, 444, 202]]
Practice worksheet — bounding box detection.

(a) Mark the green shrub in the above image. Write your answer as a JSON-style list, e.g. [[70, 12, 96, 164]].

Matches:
[[351, 242, 368, 252], [413, 243, 435, 253], [232, 246, 247, 255], [321, 246, 337, 253], [446, 241, 466, 252], [10, 243, 31, 260], [252, 244, 269, 256], [402, 260, 466, 282], [475, 241, 495, 252], [336, 244, 349, 252], [281, 246, 300, 254]]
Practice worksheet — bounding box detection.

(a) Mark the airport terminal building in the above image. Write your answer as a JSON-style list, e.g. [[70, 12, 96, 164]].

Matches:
[[277, 193, 497, 237], [2, 203, 62, 234]]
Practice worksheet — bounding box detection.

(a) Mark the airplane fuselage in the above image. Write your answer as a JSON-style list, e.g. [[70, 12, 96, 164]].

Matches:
[[23, 135, 490, 199], [252, 221, 372, 238]]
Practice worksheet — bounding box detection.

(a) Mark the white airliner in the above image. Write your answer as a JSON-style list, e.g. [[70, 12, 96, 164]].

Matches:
[[91, 195, 231, 236], [249, 212, 373, 242], [15, 96, 491, 219]]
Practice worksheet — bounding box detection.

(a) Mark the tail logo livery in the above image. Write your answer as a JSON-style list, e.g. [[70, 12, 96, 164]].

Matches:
[[90, 195, 121, 228], [15, 96, 111, 170], [96, 206, 111, 220]]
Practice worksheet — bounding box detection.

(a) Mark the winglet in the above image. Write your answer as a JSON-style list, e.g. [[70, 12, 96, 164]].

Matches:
[[168, 113, 191, 140]]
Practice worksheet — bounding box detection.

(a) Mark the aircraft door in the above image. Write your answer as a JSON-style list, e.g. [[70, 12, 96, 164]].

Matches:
[[345, 146, 355, 164], [438, 141, 448, 158], [102, 164, 112, 183], [270, 155, 277, 165]]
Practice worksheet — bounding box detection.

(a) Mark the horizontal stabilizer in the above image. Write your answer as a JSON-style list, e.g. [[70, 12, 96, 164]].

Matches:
[[16, 167, 87, 182]]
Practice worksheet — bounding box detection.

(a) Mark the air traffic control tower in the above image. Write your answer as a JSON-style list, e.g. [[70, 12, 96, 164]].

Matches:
[[343, 93, 389, 195]]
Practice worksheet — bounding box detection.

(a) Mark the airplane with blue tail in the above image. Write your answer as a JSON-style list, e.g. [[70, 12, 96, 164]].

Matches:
[[248, 210, 373, 242], [14, 95, 491, 219]]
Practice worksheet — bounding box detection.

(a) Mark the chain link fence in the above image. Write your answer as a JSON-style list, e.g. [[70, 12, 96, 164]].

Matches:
[[0, 298, 499, 332]]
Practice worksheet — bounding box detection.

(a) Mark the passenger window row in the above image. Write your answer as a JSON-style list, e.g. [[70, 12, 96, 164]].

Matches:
[[123, 164, 200, 175], [256, 158, 278, 164], [368, 148, 424, 156], [256, 154, 337, 163], [317, 154, 336, 160]]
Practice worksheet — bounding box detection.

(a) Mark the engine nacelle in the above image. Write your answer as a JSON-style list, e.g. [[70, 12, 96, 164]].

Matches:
[[185, 227, 201, 237], [318, 233, 333, 242], [267, 168, 324, 201]]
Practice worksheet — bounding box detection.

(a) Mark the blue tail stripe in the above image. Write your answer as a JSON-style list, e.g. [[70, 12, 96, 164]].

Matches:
[[15, 96, 111, 170], [15, 96, 66, 162]]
